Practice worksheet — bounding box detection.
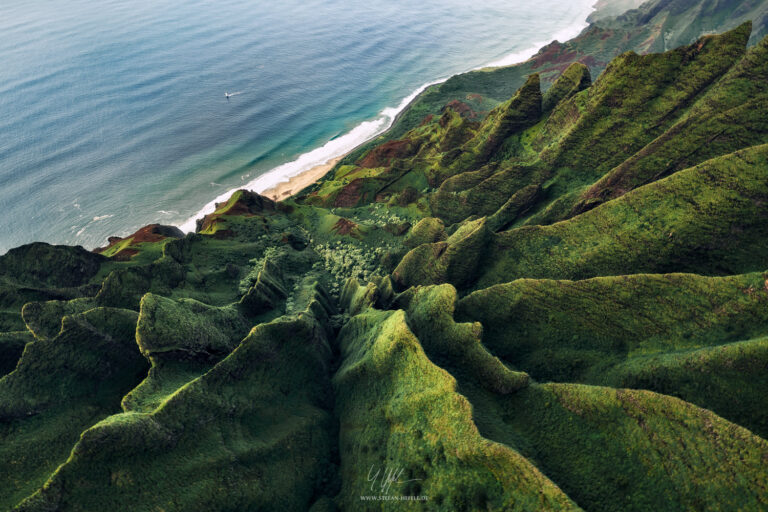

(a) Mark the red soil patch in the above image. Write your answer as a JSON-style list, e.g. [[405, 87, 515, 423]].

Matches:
[[529, 39, 604, 76], [223, 201, 257, 216], [111, 248, 139, 261], [530, 41, 566, 67], [198, 216, 217, 233], [331, 218, 359, 236], [334, 179, 364, 207], [444, 100, 478, 120], [419, 114, 435, 126], [198, 191, 275, 232], [95, 224, 180, 255], [466, 93, 483, 101], [534, 53, 602, 77], [358, 139, 414, 168], [532, 44, 579, 70], [219, 191, 275, 217], [131, 224, 172, 244], [600, 29, 614, 40]]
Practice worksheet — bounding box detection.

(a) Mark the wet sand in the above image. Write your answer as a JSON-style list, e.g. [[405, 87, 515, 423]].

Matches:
[[262, 156, 344, 201]]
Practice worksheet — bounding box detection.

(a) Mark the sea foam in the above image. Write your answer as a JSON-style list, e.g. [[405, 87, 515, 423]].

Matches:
[[177, 1, 595, 234], [482, 2, 595, 69], [177, 79, 442, 233]]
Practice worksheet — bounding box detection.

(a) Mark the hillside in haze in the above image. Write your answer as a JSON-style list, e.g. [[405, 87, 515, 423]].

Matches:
[[343, 0, 768, 163], [1, 2, 768, 511]]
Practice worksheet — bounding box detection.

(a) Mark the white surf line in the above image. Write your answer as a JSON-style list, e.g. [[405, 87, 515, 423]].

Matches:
[[177, 79, 442, 233], [480, 2, 596, 69], [177, 1, 596, 234]]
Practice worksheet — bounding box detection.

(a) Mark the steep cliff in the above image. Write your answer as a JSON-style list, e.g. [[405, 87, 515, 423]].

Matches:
[[2, 16, 768, 512]]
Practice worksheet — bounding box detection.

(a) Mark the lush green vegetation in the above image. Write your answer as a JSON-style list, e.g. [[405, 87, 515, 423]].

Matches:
[[2, 7, 768, 511], [338, 0, 768, 167]]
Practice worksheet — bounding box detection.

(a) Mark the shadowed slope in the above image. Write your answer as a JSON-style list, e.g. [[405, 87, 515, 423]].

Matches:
[[333, 305, 576, 510], [15, 292, 337, 512], [1, 18, 768, 511], [0, 308, 147, 510]]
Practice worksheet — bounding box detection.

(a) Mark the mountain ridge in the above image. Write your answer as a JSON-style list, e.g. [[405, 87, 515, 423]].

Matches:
[[1, 7, 768, 512]]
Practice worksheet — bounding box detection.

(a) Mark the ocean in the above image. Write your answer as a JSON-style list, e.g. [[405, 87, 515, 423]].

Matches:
[[0, 0, 595, 253]]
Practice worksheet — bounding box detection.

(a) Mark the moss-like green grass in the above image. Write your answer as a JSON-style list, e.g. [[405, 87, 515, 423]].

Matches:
[[3, 20, 768, 510], [334, 307, 576, 511]]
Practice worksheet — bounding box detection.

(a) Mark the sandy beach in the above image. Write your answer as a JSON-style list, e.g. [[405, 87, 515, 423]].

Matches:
[[261, 155, 344, 201]]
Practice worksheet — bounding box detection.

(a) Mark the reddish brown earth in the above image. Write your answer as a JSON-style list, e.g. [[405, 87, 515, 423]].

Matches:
[[94, 224, 182, 255], [331, 218, 360, 236], [600, 29, 615, 41], [111, 248, 139, 261], [419, 114, 435, 126], [529, 39, 606, 75], [358, 139, 415, 168], [444, 100, 478, 119], [131, 224, 176, 244], [532, 42, 580, 70], [223, 201, 258, 217], [198, 191, 276, 232], [197, 216, 218, 233], [333, 179, 365, 208]]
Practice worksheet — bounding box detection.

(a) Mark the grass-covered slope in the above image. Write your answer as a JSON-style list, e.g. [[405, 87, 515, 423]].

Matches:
[[2, 17, 768, 512], [338, 0, 768, 165], [333, 304, 575, 511], [469, 383, 768, 512], [16, 291, 336, 512], [476, 144, 768, 287], [393, 142, 768, 291], [535, 25, 768, 223], [457, 272, 768, 436], [0, 244, 105, 331], [0, 308, 147, 510]]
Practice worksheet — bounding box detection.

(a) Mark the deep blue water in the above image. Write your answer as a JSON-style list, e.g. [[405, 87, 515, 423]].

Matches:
[[0, 0, 594, 253]]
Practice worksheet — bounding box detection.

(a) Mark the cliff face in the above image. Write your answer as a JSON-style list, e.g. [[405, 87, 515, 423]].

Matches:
[[2, 17, 768, 512], [588, 0, 647, 21], [343, 0, 768, 165]]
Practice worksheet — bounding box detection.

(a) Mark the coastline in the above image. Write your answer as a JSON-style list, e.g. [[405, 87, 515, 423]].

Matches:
[[176, 2, 596, 233], [176, 79, 443, 233], [261, 155, 344, 201]]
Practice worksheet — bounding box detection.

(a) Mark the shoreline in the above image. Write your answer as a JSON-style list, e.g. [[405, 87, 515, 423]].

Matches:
[[261, 155, 345, 201], [176, 79, 443, 233], [176, 3, 595, 232]]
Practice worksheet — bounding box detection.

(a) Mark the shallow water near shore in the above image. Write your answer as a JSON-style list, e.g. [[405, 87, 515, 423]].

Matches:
[[0, 0, 594, 252]]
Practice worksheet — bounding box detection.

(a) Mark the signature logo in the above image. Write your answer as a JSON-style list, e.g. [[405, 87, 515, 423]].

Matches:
[[366, 465, 421, 496]]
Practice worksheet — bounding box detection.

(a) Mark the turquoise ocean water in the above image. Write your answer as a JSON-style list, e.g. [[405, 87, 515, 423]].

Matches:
[[0, 0, 595, 253]]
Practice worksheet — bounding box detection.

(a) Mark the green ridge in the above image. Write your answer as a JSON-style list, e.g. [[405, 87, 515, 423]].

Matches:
[[2, 14, 768, 510], [0, 308, 147, 509], [16, 294, 336, 512], [333, 306, 576, 510]]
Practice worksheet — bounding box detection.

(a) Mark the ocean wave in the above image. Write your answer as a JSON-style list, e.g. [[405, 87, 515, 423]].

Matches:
[[482, 3, 595, 69], [177, 1, 595, 234], [177, 78, 442, 233]]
